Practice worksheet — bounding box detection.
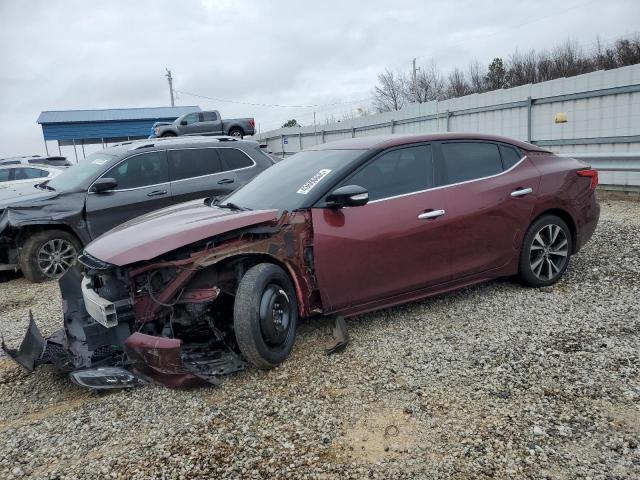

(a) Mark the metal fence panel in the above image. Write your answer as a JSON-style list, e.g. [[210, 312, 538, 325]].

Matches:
[[254, 64, 640, 186]]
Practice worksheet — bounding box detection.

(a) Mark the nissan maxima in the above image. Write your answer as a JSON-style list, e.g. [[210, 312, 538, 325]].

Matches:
[[4, 133, 600, 389]]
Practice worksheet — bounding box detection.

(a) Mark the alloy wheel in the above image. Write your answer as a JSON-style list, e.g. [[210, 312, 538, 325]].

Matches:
[[37, 238, 77, 278], [529, 224, 568, 281]]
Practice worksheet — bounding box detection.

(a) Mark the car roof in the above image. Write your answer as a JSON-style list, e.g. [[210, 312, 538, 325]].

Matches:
[[0, 155, 69, 165], [0, 163, 63, 171], [307, 133, 550, 153], [103, 136, 257, 157]]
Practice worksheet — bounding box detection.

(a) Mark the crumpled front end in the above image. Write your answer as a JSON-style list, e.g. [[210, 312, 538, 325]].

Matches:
[[3, 210, 318, 390], [2, 265, 132, 377]]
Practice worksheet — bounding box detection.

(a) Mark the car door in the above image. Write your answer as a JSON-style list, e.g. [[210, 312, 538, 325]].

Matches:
[[311, 144, 451, 312], [436, 141, 541, 279], [168, 147, 238, 204], [217, 147, 257, 188], [85, 150, 173, 238], [198, 111, 223, 135], [177, 113, 202, 135]]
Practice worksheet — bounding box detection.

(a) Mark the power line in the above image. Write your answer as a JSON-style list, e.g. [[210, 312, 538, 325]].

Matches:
[[174, 89, 372, 109]]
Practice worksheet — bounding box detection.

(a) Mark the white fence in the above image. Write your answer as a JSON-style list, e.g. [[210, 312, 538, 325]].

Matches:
[[254, 64, 640, 189]]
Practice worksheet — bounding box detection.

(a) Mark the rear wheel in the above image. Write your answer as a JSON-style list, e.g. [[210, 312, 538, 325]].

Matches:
[[518, 215, 572, 287], [20, 230, 81, 283], [233, 263, 298, 369], [229, 127, 244, 138]]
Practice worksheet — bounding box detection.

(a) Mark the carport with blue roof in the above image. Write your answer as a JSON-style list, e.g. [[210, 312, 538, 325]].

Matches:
[[37, 106, 201, 161]]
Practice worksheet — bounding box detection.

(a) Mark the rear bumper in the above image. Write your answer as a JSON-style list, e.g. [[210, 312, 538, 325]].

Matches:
[[575, 198, 600, 253]]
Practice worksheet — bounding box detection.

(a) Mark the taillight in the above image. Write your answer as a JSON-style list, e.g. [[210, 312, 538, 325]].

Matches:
[[577, 169, 598, 190], [248, 118, 255, 128]]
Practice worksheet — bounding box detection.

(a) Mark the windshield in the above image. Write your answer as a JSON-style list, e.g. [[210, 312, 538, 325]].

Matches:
[[223, 149, 367, 211], [46, 153, 116, 191]]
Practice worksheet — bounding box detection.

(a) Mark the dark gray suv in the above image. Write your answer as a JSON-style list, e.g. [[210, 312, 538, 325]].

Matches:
[[0, 137, 274, 282]]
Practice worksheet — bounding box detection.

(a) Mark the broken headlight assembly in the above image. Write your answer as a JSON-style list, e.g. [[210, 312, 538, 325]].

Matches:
[[69, 367, 138, 390]]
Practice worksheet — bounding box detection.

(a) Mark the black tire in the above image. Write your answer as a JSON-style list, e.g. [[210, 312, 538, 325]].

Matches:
[[518, 215, 572, 287], [161, 132, 177, 137], [19, 229, 81, 283], [233, 263, 298, 369], [228, 127, 244, 138]]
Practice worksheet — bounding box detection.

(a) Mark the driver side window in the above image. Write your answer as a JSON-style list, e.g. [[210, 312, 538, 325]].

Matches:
[[183, 113, 200, 125], [104, 152, 169, 190], [344, 144, 434, 201]]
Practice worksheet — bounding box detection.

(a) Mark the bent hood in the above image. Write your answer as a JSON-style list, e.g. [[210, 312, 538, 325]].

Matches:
[[85, 199, 279, 266]]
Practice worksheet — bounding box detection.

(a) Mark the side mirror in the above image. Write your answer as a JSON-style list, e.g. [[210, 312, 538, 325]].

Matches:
[[91, 178, 117, 193], [180, 120, 188, 126], [326, 185, 369, 208]]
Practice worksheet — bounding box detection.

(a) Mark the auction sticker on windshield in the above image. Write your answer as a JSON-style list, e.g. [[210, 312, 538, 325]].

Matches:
[[297, 169, 332, 195]]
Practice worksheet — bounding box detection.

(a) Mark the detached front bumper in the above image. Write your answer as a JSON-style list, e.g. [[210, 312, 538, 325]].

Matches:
[[2, 265, 246, 390]]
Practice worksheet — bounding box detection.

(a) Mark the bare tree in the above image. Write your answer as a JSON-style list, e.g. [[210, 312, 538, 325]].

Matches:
[[506, 50, 538, 87], [408, 60, 447, 102], [467, 59, 486, 93], [373, 69, 406, 112], [371, 34, 640, 104], [446, 68, 471, 98], [550, 39, 591, 78], [613, 37, 640, 66]]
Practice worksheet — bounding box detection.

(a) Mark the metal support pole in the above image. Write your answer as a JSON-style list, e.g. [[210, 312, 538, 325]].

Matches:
[[57, 141, 62, 156], [299, 132, 302, 150], [391, 120, 396, 134], [321, 130, 325, 144], [81, 141, 85, 159], [445, 110, 451, 132], [166, 69, 175, 107], [351, 127, 356, 138], [72, 139, 78, 163], [43, 138, 49, 155], [527, 96, 533, 142]]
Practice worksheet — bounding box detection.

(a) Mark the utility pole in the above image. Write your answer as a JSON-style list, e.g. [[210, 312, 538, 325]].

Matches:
[[166, 69, 175, 107], [412, 58, 420, 102]]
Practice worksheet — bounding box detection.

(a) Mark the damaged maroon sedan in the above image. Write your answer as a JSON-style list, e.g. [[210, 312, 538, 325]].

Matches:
[[3, 134, 600, 389]]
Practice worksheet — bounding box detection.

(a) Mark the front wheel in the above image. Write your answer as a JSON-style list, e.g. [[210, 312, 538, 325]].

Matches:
[[19, 230, 81, 283], [518, 215, 572, 287], [233, 263, 298, 369], [161, 132, 177, 137]]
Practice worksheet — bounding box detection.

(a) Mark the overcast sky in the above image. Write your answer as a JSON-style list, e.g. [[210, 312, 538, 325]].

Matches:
[[1, 0, 639, 158]]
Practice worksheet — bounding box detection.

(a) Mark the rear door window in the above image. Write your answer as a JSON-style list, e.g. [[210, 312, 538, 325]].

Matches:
[[219, 148, 254, 171], [202, 111, 218, 122], [105, 151, 169, 189], [13, 167, 48, 180], [0, 169, 10, 182], [440, 142, 503, 185], [499, 145, 523, 170], [345, 144, 434, 201], [168, 148, 223, 181]]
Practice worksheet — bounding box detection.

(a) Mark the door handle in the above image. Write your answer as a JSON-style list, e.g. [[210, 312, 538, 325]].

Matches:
[[147, 190, 167, 197], [217, 178, 235, 184], [418, 209, 445, 220], [511, 187, 533, 197]]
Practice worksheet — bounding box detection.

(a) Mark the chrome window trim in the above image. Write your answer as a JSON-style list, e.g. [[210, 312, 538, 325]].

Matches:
[[366, 155, 527, 205], [87, 146, 256, 194]]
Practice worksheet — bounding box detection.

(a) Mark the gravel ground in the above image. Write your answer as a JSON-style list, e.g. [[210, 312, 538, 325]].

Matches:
[[0, 200, 638, 479]]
